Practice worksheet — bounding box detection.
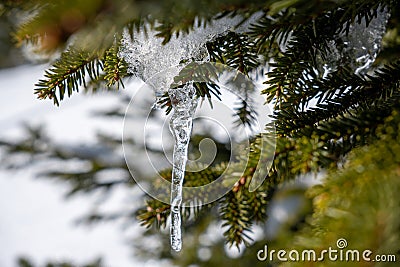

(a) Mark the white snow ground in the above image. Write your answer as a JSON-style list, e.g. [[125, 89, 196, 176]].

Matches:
[[0, 64, 142, 267]]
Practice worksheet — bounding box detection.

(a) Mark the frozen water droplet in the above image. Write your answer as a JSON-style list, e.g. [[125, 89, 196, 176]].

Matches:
[[340, 6, 390, 75], [191, 44, 209, 62], [318, 6, 390, 76], [168, 83, 198, 252]]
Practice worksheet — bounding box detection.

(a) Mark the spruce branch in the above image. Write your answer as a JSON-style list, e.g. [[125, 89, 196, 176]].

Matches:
[[207, 31, 259, 75], [34, 44, 130, 105], [272, 61, 400, 138], [35, 49, 102, 105], [283, 110, 400, 262], [103, 43, 128, 89]]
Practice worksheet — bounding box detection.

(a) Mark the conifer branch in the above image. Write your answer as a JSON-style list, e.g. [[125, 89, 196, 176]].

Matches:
[[273, 61, 400, 137], [103, 44, 128, 89], [35, 49, 102, 105]]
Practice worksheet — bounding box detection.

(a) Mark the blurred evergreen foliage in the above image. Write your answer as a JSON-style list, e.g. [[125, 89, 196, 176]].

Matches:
[[17, 257, 103, 267]]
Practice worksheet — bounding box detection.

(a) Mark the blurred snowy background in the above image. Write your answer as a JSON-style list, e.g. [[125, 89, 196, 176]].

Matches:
[[0, 64, 148, 267]]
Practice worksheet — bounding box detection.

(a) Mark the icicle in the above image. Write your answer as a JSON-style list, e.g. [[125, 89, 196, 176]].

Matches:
[[340, 6, 390, 75], [168, 83, 198, 251], [119, 13, 262, 252], [318, 6, 390, 76]]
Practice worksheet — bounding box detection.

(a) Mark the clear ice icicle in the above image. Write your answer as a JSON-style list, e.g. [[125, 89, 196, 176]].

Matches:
[[168, 83, 198, 251], [318, 6, 390, 76], [119, 13, 263, 252]]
